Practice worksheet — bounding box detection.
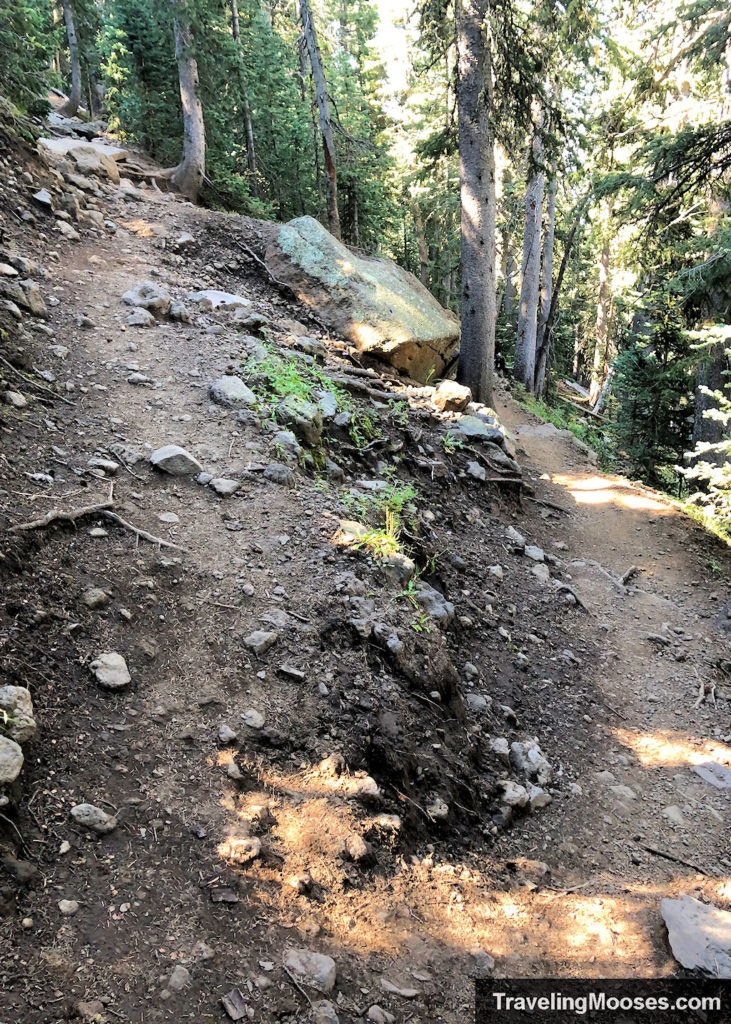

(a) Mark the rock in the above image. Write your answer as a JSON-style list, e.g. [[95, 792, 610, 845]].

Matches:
[[70, 802, 117, 834], [168, 965, 191, 991], [0, 736, 23, 785], [380, 979, 419, 999], [209, 375, 256, 408], [344, 833, 371, 862], [88, 456, 119, 474], [283, 948, 337, 993], [58, 899, 79, 916], [509, 740, 552, 786], [380, 551, 417, 585], [367, 1007, 395, 1023], [276, 394, 323, 446], [55, 220, 81, 241], [186, 289, 250, 310], [692, 761, 731, 790], [488, 564, 503, 579], [661, 895, 731, 977], [451, 415, 506, 446], [499, 780, 529, 808], [169, 300, 191, 322], [218, 724, 238, 744], [233, 309, 270, 329], [150, 445, 202, 476], [209, 478, 241, 496], [312, 1000, 340, 1024], [243, 630, 278, 655], [263, 462, 295, 487], [90, 652, 131, 691], [0, 686, 37, 743], [265, 215, 459, 382], [32, 188, 54, 209], [126, 308, 155, 328], [348, 775, 381, 804], [527, 783, 552, 810], [466, 461, 486, 481], [172, 232, 195, 250], [433, 379, 472, 412], [663, 804, 686, 826], [427, 797, 449, 820], [524, 544, 545, 561], [532, 563, 551, 583], [122, 280, 171, 315], [412, 581, 454, 626], [4, 390, 27, 409], [490, 737, 510, 762], [506, 526, 526, 547], [316, 390, 339, 419], [242, 709, 265, 729]]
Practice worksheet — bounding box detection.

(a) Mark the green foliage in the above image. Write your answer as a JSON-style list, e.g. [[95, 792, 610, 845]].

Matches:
[[0, 0, 51, 109], [612, 311, 696, 481]]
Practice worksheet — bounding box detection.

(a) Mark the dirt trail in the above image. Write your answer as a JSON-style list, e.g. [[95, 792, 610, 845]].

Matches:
[[490, 399, 731, 976], [0, 162, 729, 1024]]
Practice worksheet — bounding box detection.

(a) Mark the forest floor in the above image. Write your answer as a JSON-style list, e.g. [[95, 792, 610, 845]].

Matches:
[[0, 129, 730, 1024]]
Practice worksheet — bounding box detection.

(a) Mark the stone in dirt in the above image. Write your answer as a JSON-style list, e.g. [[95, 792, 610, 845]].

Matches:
[[432, 379, 472, 412], [219, 836, 261, 865], [380, 979, 419, 998], [467, 461, 486, 482], [90, 652, 131, 690], [692, 761, 731, 790], [186, 289, 250, 310], [243, 630, 278, 655], [263, 463, 295, 487], [0, 736, 24, 786], [312, 1001, 340, 1024], [265, 215, 459, 382], [122, 280, 171, 315], [58, 899, 80, 916], [0, 686, 36, 743], [451, 415, 506, 447], [283, 948, 337, 993], [126, 308, 155, 328], [510, 740, 552, 786], [70, 803, 117, 834], [209, 478, 241, 496], [412, 581, 455, 626], [3, 391, 27, 409], [661, 895, 731, 978], [209, 375, 256, 408], [150, 445, 202, 475], [276, 394, 323, 446], [367, 1006, 395, 1023], [167, 965, 191, 991]]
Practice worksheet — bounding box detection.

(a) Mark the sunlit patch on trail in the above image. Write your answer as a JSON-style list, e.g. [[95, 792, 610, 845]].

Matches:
[[613, 728, 731, 768], [553, 474, 671, 513]]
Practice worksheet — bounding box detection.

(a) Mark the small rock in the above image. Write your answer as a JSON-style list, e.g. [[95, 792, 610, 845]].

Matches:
[[158, 511, 179, 524], [243, 630, 278, 656], [70, 802, 117, 834], [412, 581, 454, 626], [126, 308, 155, 328], [168, 965, 191, 992], [186, 289, 250, 310], [90, 652, 131, 691], [499, 780, 529, 807], [263, 462, 295, 487], [218, 724, 238, 745], [663, 804, 686, 826], [3, 390, 27, 409], [242, 708, 265, 729], [122, 280, 171, 315], [524, 544, 545, 561], [276, 394, 323, 445], [466, 460, 486, 481], [313, 1000, 340, 1024], [0, 686, 36, 743], [344, 833, 371, 862], [209, 477, 240, 496], [433, 379, 472, 412], [150, 445, 202, 476], [367, 1007, 395, 1024], [58, 899, 79, 916], [209, 375, 256, 408], [283, 948, 337, 993], [0, 736, 24, 785], [661, 895, 731, 977], [380, 978, 419, 999], [488, 564, 503, 580]]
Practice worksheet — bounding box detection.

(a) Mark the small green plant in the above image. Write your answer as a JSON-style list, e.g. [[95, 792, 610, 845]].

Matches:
[[346, 480, 419, 560], [389, 400, 411, 428], [0, 710, 17, 736], [400, 577, 420, 608], [442, 432, 464, 454], [410, 611, 431, 634]]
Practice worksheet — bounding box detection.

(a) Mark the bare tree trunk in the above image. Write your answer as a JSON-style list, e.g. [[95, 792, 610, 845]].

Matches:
[[456, 0, 496, 406], [59, 0, 83, 118], [299, 0, 341, 240], [414, 203, 428, 285], [230, 0, 258, 196], [533, 173, 557, 396], [502, 233, 516, 321], [170, 3, 206, 203], [693, 343, 730, 466], [589, 199, 614, 404], [513, 116, 545, 390], [295, 7, 324, 219]]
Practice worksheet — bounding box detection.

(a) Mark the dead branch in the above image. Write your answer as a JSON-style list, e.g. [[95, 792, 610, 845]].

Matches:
[[641, 844, 709, 876], [9, 497, 113, 532], [526, 495, 571, 514], [102, 511, 186, 551], [0, 355, 75, 406]]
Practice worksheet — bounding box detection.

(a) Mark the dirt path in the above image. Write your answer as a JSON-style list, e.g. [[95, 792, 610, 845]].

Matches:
[[488, 399, 731, 977], [1, 162, 729, 1024]]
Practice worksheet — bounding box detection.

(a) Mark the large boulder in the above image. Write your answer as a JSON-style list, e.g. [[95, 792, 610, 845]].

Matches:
[[265, 216, 459, 382]]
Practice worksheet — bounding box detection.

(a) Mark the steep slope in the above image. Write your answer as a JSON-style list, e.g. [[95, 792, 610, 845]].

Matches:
[[0, 122, 729, 1024]]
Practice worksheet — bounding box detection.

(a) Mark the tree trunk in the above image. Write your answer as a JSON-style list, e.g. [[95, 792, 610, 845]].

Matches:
[[414, 203, 428, 285], [693, 343, 730, 466], [589, 200, 614, 404], [502, 233, 516, 321], [230, 0, 258, 195], [456, 0, 496, 406], [513, 117, 545, 390], [533, 173, 557, 395], [59, 0, 83, 118], [170, 3, 206, 203], [299, 0, 341, 240]]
